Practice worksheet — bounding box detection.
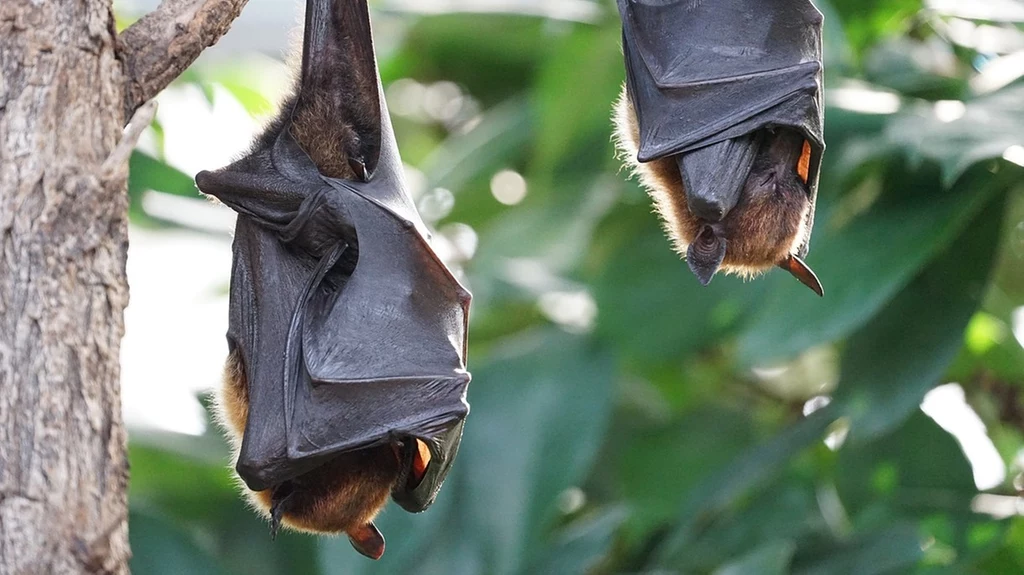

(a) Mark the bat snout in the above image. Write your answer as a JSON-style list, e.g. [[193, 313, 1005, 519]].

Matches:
[[687, 194, 729, 222], [674, 137, 756, 224]]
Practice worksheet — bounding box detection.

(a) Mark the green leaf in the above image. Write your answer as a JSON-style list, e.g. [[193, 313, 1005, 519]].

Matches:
[[130, 440, 322, 575], [421, 96, 532, 195], [609, 407, 757, 541], [652, 409, 837, 567], [884, 85, 1024, 186], [738, 166, 1002, 365], [834, 192, 1006, 440], [712, 540, 796, 575], [864, 37, 967, 100], [594, 203, 765, 364], [826, 0, 922, 61], [388, 15, 552, 106], [793, 523, 924, 575], [129, 151, 199, 199], [528, 508, 627, 575], [129, 509, 226, 575], [836, 412, 976, 516], [317, 330, 616, 574], [532, 24, 624, 178]]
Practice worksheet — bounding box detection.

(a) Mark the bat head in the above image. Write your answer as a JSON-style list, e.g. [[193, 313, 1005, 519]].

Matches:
[[254, 439, 439, 560], [243, 0, 382, 182], [614, 90, 823, 296], [217, 352, 443, 560]]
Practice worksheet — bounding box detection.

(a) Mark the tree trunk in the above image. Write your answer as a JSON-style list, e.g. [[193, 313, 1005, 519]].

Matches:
[[0, 1, 131, 573]]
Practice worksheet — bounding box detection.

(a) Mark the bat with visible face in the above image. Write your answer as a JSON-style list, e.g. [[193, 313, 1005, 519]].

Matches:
[[612, 0, 825, 296], [194, 0, 471, 560]]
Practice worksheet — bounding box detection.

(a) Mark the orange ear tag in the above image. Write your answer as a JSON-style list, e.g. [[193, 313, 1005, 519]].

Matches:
[[411, 439, 432, 486], [796, 140, 812, 184]]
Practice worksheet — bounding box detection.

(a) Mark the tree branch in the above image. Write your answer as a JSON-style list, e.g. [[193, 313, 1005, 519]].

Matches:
[[100, 99, 158, 181], [117, 0, 250, 119]]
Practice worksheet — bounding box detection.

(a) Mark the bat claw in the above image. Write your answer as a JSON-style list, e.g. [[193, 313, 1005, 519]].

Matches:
[[778, 254, 824, 297], [348, 522, 386, 560], [269, 510, 282, 541], [269, 483, 294, 540], [348, 158, 369, 182]]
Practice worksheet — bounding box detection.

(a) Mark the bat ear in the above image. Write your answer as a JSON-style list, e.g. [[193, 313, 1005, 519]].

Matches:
[[295, 0, 382, 175], [391, 420, 466, 514], [778, 254, 824, 297], [686, 226, 727, 286], [347, 522, 386, 560]]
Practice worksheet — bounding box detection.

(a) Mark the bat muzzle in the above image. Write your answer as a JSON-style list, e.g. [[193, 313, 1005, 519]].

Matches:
[[676, 134, 761, 222]]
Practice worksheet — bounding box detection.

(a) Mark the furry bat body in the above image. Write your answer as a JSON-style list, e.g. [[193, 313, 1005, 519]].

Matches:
[[613, 0, 825, 295], [195, 0, 471, 559]]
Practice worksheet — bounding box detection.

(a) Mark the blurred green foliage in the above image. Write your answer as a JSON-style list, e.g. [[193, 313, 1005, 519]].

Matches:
[[126, 0, 1024, 573]]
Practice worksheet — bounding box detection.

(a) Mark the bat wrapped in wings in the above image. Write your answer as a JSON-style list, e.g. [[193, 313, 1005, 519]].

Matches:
[[194, 0, 471, 560], [613, 0, 826, 295]]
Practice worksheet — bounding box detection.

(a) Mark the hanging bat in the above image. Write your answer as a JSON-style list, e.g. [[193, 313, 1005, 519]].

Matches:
[[612, 0, 825, 296], [193, 0, 471, 560]]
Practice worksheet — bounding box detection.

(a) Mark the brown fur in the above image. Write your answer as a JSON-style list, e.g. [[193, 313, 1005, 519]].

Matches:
[[216, 350, 399, 536], [246, 2, 378, 181], [290, 96, 362, 180], [612, 87, 809, 278]]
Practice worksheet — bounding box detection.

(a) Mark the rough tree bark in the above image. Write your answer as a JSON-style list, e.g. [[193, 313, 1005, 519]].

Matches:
[[0, 1, 246, 573]]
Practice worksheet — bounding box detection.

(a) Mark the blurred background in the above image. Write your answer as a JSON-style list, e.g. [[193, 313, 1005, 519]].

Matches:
[[113, 0, 1024, 573]]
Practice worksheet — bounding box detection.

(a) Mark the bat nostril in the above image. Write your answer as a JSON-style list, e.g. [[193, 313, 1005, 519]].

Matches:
[[689, 197, 726, 222]]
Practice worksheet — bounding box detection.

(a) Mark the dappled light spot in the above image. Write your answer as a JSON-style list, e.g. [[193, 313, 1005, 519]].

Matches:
[[971, 52, 1024, 94], [387, 78, 426, 118], [441, 223, 479, 262], [921, 383, 1006, 490], [1013, 307, 1024, 349], [824, 416, 850, 451], [403, 164, 428, 201], [964, 313, 1007, 355], [1002, 144, 1024, 167], [556, 486, 586, 515], [803, 395, 831, 416], [423, 81, 465, 123], [971, 494, 1024, 519], [417, 187, 455, 222], [490, 169, 528, 205], [538, 290, 597, 333], [933, 100, 966, 123], [829, 84, 901, 114]]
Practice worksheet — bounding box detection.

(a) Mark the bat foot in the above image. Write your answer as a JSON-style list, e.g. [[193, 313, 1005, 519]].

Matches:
[[348, 157, 369, 182], [269, 482, 294, 540], [269, 514, 281, 541]]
